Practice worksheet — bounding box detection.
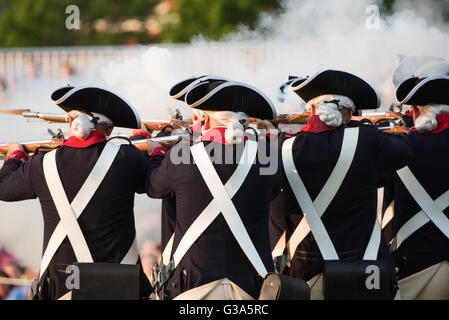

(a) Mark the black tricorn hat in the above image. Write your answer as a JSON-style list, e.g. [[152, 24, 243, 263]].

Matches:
[[396, 75, 449, 105], [185, 80, 276, 120], [169, 75, 230, 101], [290, 69, 381, 111], [51, 86, 141, 129]]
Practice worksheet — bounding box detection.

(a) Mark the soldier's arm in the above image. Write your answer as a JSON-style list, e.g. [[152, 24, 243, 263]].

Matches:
[[145, 141, 173, 199], [376, 129, 412, 173], [0, 148, 37, 201]]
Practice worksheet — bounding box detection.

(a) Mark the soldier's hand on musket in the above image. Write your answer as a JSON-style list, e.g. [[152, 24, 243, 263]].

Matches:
[[147, 140, 163, 156], [6, 143, 25, 159]]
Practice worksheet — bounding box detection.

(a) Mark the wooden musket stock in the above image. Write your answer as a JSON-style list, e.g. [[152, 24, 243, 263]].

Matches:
[[0, 134, 188, 155]]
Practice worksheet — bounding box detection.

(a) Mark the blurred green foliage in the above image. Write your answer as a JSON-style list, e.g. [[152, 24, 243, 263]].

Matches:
[[0, 0, 159, 47], [0, 0, 280, 47], [161, 0, 280, 42], [0, 0, 447, 48]]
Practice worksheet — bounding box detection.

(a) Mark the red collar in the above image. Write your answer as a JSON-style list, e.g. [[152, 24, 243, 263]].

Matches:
[[201, 127, 249, 145], [404, 110, 413, 117], [410, 113, 449, 135], [63, 130, 107, 148], [191, 121, 203, 134], [201, 127, 229, 145], [301, 115, 337, 133]]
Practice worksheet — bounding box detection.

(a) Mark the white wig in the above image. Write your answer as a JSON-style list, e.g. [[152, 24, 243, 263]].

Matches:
[[414, 104, 449, 133], [191, 108, 205, 120], [306, 94, 355, 127], [204, 110, 250, 144], [67, 110, 113, 140]]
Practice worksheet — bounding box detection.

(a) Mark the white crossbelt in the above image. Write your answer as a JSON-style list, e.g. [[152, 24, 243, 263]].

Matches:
[[159, 140, 258, 270], [382, 202, 395, 229], [190, 141, 268, 277], [280, 127, 381, 261], [40, 141, 139, 278], [377, 187, 395, 230], [273, 128, 359, 259], [169, 140, 267, 277], [393, 167, 449, 249]]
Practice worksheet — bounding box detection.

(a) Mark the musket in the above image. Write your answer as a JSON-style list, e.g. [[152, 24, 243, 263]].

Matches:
[[250, 113, 310, 125], [0, 134, 188, 155], [256, 111, 409, 134], [0, 109, 192, 132], [0, 109, 409, 135]]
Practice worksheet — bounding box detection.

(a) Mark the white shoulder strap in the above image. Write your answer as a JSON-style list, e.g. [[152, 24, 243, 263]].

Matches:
[[190, 141, 268, 277], [393, 167, 449, 249], [171, 140, 258, 270], [382, 201, 394, 230], [271, 231, 286, 258], [40, 141, 137, 277], [362, 188, 385, 260], [280, 127, 359, 260]]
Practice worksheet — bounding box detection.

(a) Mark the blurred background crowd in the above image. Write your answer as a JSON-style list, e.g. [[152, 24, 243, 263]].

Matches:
[[0, 247, 35, 300]]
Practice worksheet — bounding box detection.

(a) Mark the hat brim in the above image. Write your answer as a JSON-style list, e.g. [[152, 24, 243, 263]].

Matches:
[[290, 69, 380, 110], [169, 76, 230, 101], [396, 75, 449, 105], [395, 76, 421, 103], [51, 86, 141, 129], [185, 81, 276, 120]]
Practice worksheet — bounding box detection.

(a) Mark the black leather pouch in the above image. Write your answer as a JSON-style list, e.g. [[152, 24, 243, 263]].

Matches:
[[259, 272, 310, 300], [69, 263, 140, 300], [323, 260, 391, 300]]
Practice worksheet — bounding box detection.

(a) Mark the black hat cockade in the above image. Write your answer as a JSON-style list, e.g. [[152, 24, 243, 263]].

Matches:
[[169, 76, 230, 102], [396, 75, 449, 106], [185, 80, 277, 120], [289, 69, 381, 111], [51, 86, 141, 129]]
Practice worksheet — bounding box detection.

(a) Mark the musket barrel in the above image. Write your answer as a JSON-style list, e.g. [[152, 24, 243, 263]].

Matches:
[[0, 109, 31, 115], [22, 112, 68, 123], [0, 134, 188, 155]]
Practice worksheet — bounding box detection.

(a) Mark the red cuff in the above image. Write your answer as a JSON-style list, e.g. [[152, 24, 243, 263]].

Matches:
[[130, 131, 152, 139], [150, 146, 168, 158], [6, 150, 29, 163]]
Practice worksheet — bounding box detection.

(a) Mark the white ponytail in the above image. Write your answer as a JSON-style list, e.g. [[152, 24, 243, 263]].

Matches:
[[205, 110, 250, 144], [307, 94, 355, 127], [68, 110, 113, 139], [415, 104, 449, 132]]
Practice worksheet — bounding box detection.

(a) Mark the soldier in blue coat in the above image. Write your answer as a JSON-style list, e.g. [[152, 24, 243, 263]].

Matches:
[[146, 78, 280, 300], [391, 74, 449, 299], [270, 70, 411, 299], [0, 86, 151, 300]]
